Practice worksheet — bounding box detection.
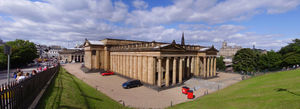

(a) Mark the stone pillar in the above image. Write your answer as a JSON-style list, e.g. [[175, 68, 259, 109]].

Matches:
[[172, 57, 177, 85], [138, 56, 143, 80], [143, 56, 148, 82], [210, 57, 213, 77], [214, 57, 217, 76], [191, 57, 194, 75], [134, 56, 138, 79], [196, 56, 200, 76], [132, 56, 136, 79], [187, 57, 190, 78], [110, 55, 112, 70], [207, 57, 210, 77], [165, 57, 170, 87], [179, 57, 183, 83], [127, 55, 130, 77], [148, 57, 154, 85], [199, 57, 203, 76], [203, 56, 207, 78], [157, 57, 162, 87], [123, 55, 126, 76], [129, 55, 133, 78], [117, 55, 119, 73]]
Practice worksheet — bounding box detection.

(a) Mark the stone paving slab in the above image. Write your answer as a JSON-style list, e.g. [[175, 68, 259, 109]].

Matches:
[[63, 63, 242, 109]]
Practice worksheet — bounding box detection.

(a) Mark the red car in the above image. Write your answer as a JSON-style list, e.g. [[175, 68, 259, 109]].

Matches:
[[100, 71, 114, 76]]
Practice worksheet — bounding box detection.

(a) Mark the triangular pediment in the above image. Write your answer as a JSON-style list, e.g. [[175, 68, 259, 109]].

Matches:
[[160, 44, 185, 51], [84, 39, 90, 47]]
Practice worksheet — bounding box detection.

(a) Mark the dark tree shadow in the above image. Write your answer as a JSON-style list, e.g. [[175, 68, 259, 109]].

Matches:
[[274, 88, 300, 96]]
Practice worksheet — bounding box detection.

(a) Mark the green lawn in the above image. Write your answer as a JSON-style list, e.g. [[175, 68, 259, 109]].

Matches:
[[38, 67, 129, 109], [170, 69, 300, 109]]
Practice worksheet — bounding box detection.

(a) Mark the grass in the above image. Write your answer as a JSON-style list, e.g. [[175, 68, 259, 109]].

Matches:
[[38, 67, 129, 109], [169, 69, 300, 109]]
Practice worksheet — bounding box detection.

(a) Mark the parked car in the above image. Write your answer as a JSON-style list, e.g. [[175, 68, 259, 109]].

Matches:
[[100, 70, 114, 76], [122, 80, 142, 89]]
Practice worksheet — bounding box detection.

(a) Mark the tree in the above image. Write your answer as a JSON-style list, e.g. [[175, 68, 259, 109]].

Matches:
[[216, 56, 226, 71], [233, 48, 259, 73], [258, 51, 282, 71], [0, 39, 38, 69], [279, 39, 300, 67]]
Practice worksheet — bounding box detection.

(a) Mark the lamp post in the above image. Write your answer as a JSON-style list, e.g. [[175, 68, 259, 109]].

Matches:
[[4, 45, 12, 83]]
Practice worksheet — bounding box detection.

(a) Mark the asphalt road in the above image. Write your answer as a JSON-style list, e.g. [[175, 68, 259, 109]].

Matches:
[[0, 65, 38, 85]]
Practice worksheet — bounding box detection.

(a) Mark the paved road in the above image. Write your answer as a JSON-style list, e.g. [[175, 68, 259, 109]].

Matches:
[[0, 65, 38, 85]]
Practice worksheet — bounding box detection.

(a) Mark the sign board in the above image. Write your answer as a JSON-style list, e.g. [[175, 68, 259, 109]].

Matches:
[[4, 45, 11, 55]]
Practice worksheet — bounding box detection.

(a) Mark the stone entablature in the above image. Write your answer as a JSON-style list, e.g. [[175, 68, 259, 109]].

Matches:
[[83, 36, 218, 88]]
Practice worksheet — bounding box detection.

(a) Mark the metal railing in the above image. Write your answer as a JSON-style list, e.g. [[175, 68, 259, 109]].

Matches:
[[0, 65, 60, 109]]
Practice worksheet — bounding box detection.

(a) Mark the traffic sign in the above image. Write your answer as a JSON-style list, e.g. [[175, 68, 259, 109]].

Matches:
[[4, 45, 11, 55]]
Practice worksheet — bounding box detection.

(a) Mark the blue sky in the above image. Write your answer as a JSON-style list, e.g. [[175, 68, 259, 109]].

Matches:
[[0, 0, 299, 50]]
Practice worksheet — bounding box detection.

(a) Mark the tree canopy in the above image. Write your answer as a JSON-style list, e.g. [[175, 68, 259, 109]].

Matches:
[[0, 39, 38, 69], [257, 51, 282, 71], [233, 48, 259, 73], [216, 56, 226, 71], [279, 39, 300, 67]]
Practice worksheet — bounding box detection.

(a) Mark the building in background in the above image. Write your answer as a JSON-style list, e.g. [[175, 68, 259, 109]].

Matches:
[[83, 34, 218, 88], [59, 47, 84, 63], [48, 45, 62, 59], [218, 41, 242, 72], [0, 39, 4, 46]]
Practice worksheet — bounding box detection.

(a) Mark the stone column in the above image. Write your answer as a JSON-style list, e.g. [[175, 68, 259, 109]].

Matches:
[[172, 57, 177, 85], [210, 57, 213, 77], [110, 55, 112, 70], [132, 56, 136, 79], [148, 57, 154, 85], [157, 57, 162, 87], [196, 56, 200, 76], [203, 56, 207, 78], [199, 57, 203, 76], [186, 57, 190, 78], [123, 55, 126, 76], [179, 57, 183, 83], [191, 57, 194, 75], [129, 55, 133, 78], [127, 55, 130, 77], [134, 56, 138, 79], [214, 57, 217, 76], [165, 57, 170, 87], [206, 57, 210, 77], [138, 56, 143, 80], [117, 55, 119, 73], [143, 56, 148, 82]]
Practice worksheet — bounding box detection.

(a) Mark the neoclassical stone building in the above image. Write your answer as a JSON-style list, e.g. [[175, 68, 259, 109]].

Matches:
[[59, 48, 84, 63], [84, 35, 218, 87]]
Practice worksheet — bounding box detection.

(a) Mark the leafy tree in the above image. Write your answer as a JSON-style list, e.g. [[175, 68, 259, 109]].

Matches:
[[279, 39, 300, 67], [233, 48, 259, 73], [0, 39, 38, 69], [216, 56, 226, 71], [258, 51, 282, 71]]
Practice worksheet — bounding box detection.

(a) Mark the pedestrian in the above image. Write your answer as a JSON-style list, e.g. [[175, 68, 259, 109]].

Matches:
[[25, 73, 30, 78], [32, 70, 37, 76], [16, 72, 26, 83]]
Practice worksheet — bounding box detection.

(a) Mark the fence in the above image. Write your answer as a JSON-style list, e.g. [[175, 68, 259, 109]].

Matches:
[[0, 65, 60, 109]]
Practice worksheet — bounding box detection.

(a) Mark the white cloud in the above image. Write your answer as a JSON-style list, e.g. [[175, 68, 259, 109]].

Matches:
[[0, 0, 298, 50], [132, 0, 148, 9]]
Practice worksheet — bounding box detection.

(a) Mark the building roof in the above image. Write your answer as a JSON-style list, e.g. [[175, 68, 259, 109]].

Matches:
[[89, 40, 104, 45]]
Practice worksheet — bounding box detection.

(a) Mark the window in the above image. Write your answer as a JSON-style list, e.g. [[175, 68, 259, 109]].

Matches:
[[92, 50, 96, 55]]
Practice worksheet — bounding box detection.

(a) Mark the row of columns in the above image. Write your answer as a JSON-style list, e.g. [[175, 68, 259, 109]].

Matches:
[[71, 55, 84, 62], [110, 54, 216, 87], [111, 55, 156, 85]]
